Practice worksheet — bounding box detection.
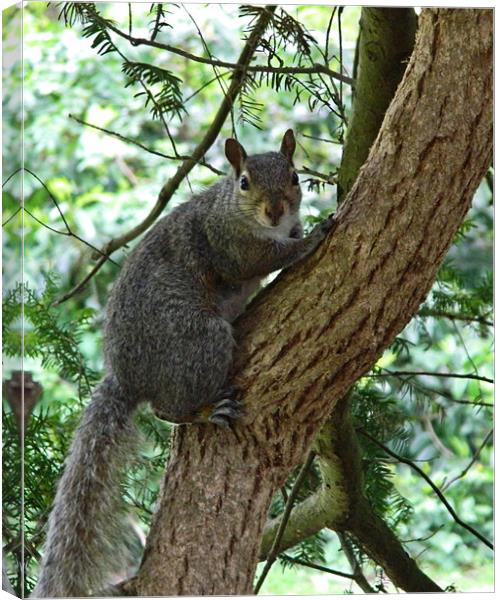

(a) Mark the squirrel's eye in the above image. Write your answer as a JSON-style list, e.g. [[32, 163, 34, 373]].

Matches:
[[240, 175, 249, 191], [291, 172, 299, 186]]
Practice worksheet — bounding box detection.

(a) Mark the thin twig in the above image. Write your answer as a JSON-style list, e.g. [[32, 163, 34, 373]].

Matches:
[[299, 166, 337, 184], [441, 428, 493, 492], [2, 166, 22, 187], [324, 7, 337, 64], [359, 429, 494, 551], [419, 414, 454, 458], [400, 526, 443, 544], [183, 5, 229, 101], [337, 8, 344, 110], [418, 308, 493, 327], [289, 73, 344, 121], [182, 5, 233, 162], [338, 532, 376, 593], [150, 3, 162, 40], [69, 113, 173, 160], [254, 450, 315, 594], [54, 254, 111, 306], [368, 369, 493, 385], [23, 208, 69, 236], [23, 207, 117, 265], [281, 553, 356, 581], [301, 132, 341, 145], [452, 320, 485, 404], [184, 71, 231, 104], [24, 167, 70, 231], [2, 167, 117, 264], [442, 398, 492, 408], [68, 114, 224, 175], [2, 206, 22, 227], [381, 371, 493, 408], [300, 11, 347, 128]]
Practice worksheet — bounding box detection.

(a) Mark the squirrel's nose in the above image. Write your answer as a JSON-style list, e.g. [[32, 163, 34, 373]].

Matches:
[[265, 203, 284, 226]]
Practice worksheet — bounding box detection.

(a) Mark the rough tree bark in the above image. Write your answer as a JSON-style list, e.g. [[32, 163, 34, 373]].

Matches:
[[134, 9, 492, 595]]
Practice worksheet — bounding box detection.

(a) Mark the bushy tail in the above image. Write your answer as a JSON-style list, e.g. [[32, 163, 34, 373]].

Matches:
[[33, 375, 139, 598]]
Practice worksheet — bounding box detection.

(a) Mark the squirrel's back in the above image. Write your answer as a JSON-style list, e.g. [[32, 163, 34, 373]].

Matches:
[[103, 177, 237, 406]]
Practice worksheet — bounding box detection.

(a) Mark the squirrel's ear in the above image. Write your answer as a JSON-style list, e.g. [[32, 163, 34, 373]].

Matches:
[[280, 129, 296, 162], [225, 138, 247, 176]]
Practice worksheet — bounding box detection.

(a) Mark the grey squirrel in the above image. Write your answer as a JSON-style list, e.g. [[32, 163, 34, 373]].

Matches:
[[33, 130, 334, 597]]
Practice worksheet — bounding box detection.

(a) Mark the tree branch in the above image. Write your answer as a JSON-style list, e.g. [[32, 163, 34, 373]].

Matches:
[[257, 8, 490, 595], [418, 308, 493, 327], [260, 406, 442, 592], [150, 4, 163, 41], [2, 166, 22, 188], [2, 168, 117, 264], [96, 13, 352, 85], [281, 554, 356, 581], [387, 372, 493, 408], [54, 254, 111, 306], [299, 166, 337, 185], [338, 532, 376, 593], [24, 168, 117, 263], [271, 7, 432, 594], [359, 429, 493, 551], [182, 5, 231, 111], [2, 207, 21, 227], [445, 398, 492, 408], [368, 369, 493, 384], [259, 488, 339, 561], [337, 8, 417, 201], [184, 71, 231, 105]]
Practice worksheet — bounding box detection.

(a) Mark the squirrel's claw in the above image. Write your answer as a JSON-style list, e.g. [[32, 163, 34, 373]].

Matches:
[[208, 386, 242, 428], [209, 415, 232, 429]]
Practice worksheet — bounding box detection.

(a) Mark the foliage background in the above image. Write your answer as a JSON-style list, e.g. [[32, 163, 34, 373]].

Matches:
[[2, 3, 493, 595]]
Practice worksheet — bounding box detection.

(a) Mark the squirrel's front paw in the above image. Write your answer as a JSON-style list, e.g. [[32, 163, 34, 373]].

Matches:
[[319, 213, 336, 234], [310, 213, 336, 240], [289, 223, 304, 239]]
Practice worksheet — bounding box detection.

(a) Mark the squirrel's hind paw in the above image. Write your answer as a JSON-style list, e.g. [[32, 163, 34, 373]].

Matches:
[[208, 386, 242, 428]]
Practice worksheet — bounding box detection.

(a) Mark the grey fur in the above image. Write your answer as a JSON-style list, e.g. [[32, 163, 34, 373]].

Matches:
[[32, 376, 138, 597], [33, 132, 334, 597]]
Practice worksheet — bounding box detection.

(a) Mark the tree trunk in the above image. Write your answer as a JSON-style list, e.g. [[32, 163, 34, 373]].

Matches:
[[135, 9, 492, 595]]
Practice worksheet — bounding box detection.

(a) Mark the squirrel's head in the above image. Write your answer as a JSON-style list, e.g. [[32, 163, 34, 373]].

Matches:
[[225, 130, 302, 231]]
